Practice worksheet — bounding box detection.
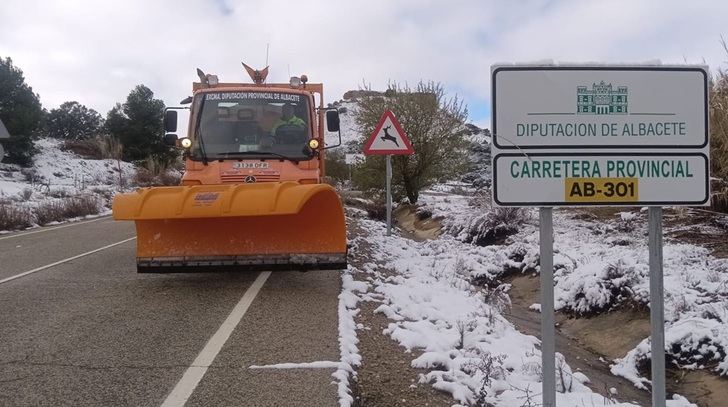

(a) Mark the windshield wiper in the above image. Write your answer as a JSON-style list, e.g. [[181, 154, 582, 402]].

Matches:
[[218, 151, 300, 162]]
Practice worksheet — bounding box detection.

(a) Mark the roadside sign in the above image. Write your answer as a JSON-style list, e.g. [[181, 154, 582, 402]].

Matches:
[[363, 110, 414, 155], [491, 65, 710, 207], [363, 110, 414, 236], [492, 66, 708, 149], [0, 119, 10, 139], [0, 119, 8, 160], [491, 64, 709, 407], [493, 152, 709, 206]]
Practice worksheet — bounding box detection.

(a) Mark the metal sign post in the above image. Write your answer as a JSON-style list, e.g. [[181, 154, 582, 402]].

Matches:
[[363, 110, 414, 236], [386, 155, 393, 235], [649, 207, 666, 407], [539, 207, 556, 407]]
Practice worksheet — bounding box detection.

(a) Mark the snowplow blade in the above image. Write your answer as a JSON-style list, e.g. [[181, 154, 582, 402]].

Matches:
[[113, 182, 347, 273]]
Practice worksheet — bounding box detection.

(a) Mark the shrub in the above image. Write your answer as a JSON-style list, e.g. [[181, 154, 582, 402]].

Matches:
[[61, 138, 104, 159], [455, 207, 528, 247], [363, 198, 387, 221], [34, 201, 66, 225], [132, 155, 181, 187], [710, 44, 728, 212], [63, 195, 100, 218], [0, 204, 33, 230], [18, 188, 32, 201], [34, 195, 99, 225], [323, 149, 350, 186]]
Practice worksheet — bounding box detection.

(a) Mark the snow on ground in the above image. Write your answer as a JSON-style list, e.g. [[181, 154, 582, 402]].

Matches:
[[413, 183, 728, 402], [0, 138, 134, 196], [335, 266, 366, 406], [0, 138, 136, 231], [347, 204, 701, 406]]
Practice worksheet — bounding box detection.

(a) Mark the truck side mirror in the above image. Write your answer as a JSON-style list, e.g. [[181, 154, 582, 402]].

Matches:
[[326, 110, 340, 132], [164, 110, 178, 132], [163, 134, 178, 146]]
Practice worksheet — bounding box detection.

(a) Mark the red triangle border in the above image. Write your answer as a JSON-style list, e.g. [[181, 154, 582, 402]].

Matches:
[[363, 110, 414, 155]]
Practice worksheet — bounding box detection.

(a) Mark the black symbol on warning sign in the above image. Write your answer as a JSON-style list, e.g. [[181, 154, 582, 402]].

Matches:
[[380, 126, 399, 147]]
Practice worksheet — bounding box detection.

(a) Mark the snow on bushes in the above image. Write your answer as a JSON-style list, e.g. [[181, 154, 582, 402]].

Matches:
[[419, 185, 529, 247], [350, 215, 640, 406], [417, 187, 728, 388]]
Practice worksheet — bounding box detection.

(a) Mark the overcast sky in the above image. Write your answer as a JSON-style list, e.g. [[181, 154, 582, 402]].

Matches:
[[1, 0, 727, 129]]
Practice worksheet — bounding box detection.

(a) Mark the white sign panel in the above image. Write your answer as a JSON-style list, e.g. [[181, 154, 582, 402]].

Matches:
[[0, 119, 10, 140], [492, 66, 708, 149], [494, 153, 709, 206], [491, 65, 710, 207]]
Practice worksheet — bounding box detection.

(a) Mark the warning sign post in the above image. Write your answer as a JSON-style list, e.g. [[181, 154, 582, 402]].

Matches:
[[363, 110, 414, 235]]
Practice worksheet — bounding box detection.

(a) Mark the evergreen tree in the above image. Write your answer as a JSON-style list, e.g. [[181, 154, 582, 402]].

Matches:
[[105, 85, 172, 162], [45, 101, 102, 140], [0, 57, 43, 166]]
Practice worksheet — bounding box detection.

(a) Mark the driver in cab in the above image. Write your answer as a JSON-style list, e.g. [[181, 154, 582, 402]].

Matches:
[[271, 103, 305, 134]]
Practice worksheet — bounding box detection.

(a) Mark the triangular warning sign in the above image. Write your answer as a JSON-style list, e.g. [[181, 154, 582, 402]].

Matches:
[[363, 110, 414, 155]]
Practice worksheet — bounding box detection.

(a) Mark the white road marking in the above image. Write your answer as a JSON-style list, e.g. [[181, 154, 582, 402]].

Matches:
[[0, 216, 111, 241], [249, 361, 342, 369], [161, 271, 272, 407], [0, 236, 136, 284]]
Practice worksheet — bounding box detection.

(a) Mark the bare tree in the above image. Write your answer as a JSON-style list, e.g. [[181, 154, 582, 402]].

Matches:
[[353, 81, 469, 203]]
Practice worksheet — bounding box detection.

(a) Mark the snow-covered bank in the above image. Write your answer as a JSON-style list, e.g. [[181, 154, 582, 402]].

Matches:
[[1, 138, 134, 196], [0, 138, 136, 232], [412, 183, 727, 404], [346, 204, 701, 406]]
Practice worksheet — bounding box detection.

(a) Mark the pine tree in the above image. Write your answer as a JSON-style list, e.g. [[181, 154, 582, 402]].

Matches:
[[0, 57, 43, 166], [45, 101, 103, 140], [105, 85, 172, 162]]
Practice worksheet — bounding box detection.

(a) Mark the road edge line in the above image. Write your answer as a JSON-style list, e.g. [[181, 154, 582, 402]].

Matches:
[[0, 236, 136, 284], [0, 216, 111, 241], [160, 271, 272, 407]]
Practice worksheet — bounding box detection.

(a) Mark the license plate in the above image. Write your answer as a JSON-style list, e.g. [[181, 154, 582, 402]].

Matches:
[[232, 162, 270, 169]]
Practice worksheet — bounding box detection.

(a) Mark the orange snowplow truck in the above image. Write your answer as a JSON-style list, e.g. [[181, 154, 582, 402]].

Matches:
[[113, 65, 347, 273]]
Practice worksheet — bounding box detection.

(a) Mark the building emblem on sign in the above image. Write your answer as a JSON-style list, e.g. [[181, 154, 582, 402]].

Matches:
[[576, 81, 628, 115]]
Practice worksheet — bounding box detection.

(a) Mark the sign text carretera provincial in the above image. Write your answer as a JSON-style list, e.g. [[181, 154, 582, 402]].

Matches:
[[491, 65, 710, 206]]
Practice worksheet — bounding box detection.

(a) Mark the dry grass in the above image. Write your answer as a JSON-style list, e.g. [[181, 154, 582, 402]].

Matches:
[[0, 205, 33, 231], [711, 43, 728, 212], [61, 138, 104, 159], [364, 199, 387, 221], [34, 195, 100, 226], [133, 155, 181, 187]]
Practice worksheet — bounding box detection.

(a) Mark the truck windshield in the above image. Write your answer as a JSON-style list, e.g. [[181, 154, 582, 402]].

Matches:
[[190, 91, 311, 161]]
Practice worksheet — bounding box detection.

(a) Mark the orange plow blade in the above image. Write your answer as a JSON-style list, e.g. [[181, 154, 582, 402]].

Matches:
[[113, 182, 347, 272]]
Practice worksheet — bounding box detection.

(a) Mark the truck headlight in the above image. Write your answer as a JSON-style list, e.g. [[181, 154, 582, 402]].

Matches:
[[180, 137, 192, 148]]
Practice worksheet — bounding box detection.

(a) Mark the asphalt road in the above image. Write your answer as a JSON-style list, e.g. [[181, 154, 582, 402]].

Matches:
[[0, 216, 342, 407]]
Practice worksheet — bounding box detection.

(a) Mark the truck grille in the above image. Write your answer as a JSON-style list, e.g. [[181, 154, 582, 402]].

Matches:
[[220, 174, 281, 183]]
